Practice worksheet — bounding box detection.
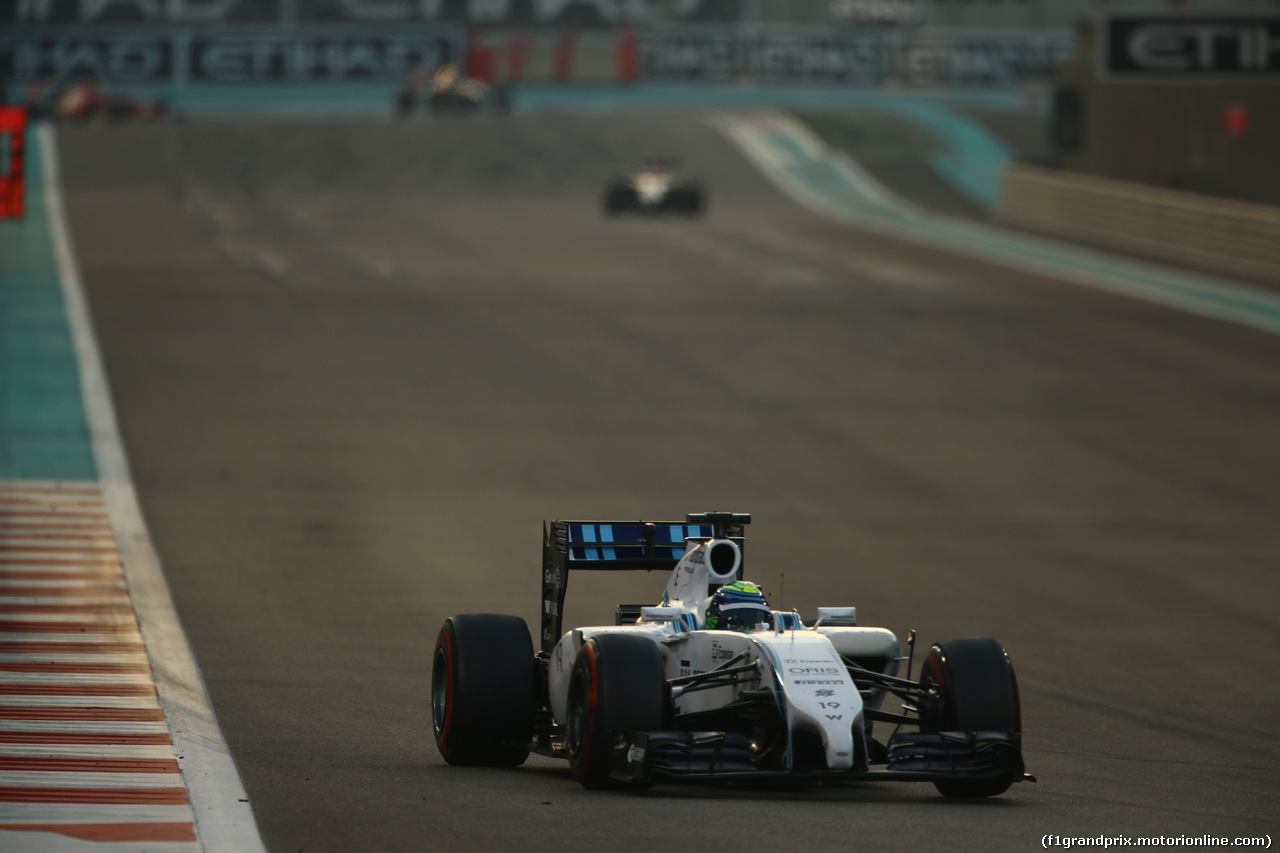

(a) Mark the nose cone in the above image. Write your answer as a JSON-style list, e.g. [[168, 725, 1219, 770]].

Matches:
[[767, 632, 864, 771]]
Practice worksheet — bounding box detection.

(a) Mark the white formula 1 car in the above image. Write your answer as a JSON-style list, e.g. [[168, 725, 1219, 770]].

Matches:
[[602, 161, 705, 216], [396, 63, 499, 117], [432, 513, 1033, 797]]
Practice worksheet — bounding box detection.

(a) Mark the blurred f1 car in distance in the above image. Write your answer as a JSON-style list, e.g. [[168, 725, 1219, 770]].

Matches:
[[432, 512, 1034, 797], [396, 63, 507, 117], [603, 160, 705, 216], [24, 77, 172, 123]]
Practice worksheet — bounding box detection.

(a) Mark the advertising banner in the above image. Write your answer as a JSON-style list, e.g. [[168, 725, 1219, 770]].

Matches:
[[0, 26, 460, 85], [640, 28, 1073, 86], [1102, 14, 1280, 80], [4, 0, 662, 27], [0, 107, 26, 220], [0, 22, 1071, 88]]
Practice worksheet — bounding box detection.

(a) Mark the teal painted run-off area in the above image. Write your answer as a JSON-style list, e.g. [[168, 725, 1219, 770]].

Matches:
[[0, 128, 96, 481]]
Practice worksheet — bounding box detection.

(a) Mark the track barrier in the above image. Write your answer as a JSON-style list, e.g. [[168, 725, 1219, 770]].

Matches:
[[0, 107, 26, 220], [1000, 163, 1280, 288]]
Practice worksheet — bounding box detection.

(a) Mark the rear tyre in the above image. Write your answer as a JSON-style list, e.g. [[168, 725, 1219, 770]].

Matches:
[[566, 633, 667, 790], [394, 90, 415, 118], [918, 637, 1021, 798], [432, 614, 534, 767], [603, 182, 636, 216], [672, 184, 704, 216]]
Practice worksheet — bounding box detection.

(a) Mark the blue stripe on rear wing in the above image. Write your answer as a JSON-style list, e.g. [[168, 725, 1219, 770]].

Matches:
[[567, 522, 712, 562], [541, 515, 749, 653]]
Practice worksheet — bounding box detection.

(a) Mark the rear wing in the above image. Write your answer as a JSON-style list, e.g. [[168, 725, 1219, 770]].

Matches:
[[540, 512, 749, 653]]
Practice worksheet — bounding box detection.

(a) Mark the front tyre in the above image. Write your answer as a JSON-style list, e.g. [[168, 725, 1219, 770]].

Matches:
[[432, 614, 535, 767], [672, 184, 705, 216], [566, 634, 666, 790], [918, 637, 1021, 798]]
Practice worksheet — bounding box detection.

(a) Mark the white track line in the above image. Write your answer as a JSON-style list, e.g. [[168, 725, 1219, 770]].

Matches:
[[39, 124, 267, 853]]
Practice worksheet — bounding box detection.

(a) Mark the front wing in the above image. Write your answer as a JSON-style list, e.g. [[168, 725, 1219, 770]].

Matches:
[[611, 729, 1030, 786]]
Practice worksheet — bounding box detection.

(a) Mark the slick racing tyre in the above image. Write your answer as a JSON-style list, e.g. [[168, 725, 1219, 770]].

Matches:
[[394, 90, 415, 118], [432, 614, 535, 766], [566, 633, 667, 790], [918, 637, 1021, 798], [667, 184, 704, 216], [603, 182, 638, 216]]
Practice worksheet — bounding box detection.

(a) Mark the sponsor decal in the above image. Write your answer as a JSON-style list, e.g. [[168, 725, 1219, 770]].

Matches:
[[678, 659, 702, 678], [710, 641, 736, 662]]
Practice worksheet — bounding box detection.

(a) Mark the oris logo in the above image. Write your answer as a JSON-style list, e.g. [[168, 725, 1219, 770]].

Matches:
[[1104, 15, 1280, 77]]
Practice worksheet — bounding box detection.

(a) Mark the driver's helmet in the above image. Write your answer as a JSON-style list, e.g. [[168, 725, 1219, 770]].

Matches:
[[706, 581, 770, 631], [432, 63, 459, 90]]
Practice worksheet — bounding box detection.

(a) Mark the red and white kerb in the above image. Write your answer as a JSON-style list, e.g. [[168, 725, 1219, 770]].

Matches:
[[0, 481, 199, 851]]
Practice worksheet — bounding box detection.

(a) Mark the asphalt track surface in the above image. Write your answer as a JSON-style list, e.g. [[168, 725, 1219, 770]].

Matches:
[[55, 113, 1278, 852]]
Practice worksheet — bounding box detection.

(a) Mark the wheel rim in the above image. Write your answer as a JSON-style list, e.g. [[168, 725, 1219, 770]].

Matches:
[[921, 654, 947, 731], [566, 677, 586, 758], [431, 643, 450, 741]]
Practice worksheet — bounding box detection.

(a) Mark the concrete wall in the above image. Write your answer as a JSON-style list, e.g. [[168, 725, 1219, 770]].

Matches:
[[999, 162, 1280, 287], [1048, 18, 1280, 206]]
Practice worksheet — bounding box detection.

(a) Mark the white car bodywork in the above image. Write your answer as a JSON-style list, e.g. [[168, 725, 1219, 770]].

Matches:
[[547, 536, 902, 772], [632, 169, 676, 207]]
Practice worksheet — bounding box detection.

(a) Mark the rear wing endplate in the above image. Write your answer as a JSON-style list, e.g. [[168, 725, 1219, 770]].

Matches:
[[540, 513, 749, 652]]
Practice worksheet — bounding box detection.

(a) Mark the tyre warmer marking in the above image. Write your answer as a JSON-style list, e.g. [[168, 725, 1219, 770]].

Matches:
[[0, 481, 199, 850]]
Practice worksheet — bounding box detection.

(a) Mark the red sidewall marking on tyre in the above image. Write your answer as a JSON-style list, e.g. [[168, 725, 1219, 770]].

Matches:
[[436, 628, 456, 758], [579, 643, 600, 770], [924, 655, 950, 730]]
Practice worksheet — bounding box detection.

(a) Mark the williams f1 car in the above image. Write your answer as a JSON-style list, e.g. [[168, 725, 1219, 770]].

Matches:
[[603, 161, 705, 217], [432, 512, 1033, 796]]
